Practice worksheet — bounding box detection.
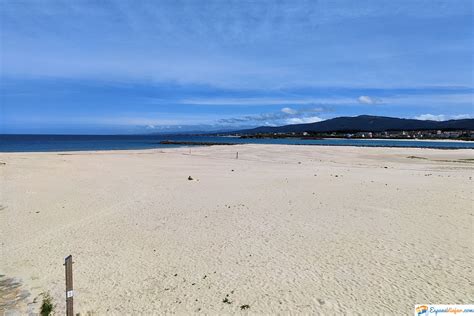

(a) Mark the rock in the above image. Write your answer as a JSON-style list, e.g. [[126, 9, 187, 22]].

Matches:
[[188, 176, 194, 181]]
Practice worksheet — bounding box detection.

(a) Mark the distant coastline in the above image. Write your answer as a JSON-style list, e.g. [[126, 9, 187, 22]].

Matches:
[[235, 135, 473, 143], [1, 134, 473, 152], [335, 137, 473, 143]]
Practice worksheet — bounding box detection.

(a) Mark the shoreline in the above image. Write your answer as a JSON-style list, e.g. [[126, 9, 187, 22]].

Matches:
[[1, 141, 473, 154], [324, 137, 473, 143]]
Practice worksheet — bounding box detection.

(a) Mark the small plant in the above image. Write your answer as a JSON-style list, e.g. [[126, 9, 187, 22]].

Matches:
[[222, 297, 232, 304], [40, 293, 54, 316], [240, 304, 250, 310]]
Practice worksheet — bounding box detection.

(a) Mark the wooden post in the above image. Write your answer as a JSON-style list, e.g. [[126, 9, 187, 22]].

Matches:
[[64, 255, 73, 316], [236, 152, 239, 159]]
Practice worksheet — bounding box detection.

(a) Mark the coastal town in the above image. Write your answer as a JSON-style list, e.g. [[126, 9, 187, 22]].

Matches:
[[235, 129, 473, 141]]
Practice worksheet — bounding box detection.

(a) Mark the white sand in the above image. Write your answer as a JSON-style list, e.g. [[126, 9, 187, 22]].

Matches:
[[0, 145, 472, 314]]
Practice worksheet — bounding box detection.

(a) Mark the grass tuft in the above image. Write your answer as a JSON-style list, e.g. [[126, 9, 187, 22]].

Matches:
[[40, 293, 54, 316]]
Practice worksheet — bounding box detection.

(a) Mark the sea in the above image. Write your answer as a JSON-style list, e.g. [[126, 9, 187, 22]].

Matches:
[[0, 134, 473, 152]]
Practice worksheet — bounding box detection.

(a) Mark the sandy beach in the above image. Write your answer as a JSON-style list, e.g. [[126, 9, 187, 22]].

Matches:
[[0, 144, 472, 314]]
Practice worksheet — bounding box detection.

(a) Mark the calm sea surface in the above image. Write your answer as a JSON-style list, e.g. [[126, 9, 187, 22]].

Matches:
[[0, 135, 473, 152]]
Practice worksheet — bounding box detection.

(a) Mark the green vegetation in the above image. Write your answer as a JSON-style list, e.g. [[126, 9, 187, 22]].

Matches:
[[40, 293, 54, 316]]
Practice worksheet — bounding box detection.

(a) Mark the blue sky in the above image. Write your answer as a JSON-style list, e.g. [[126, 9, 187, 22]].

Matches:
[[1, 0, 473, 134]]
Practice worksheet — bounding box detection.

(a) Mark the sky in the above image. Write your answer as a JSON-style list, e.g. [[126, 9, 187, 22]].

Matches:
[[1, 0, 473, 134]]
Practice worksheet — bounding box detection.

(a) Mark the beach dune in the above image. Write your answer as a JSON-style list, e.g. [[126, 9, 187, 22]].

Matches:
[[0, 145, 472, 314]]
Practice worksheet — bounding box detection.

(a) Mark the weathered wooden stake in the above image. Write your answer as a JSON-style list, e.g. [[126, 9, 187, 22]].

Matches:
[[64, 255, 74, 316], [236, 152, 239, 159]]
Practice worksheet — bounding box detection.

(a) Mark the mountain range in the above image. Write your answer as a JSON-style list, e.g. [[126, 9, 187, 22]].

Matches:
[[231, 115, 474, 134]]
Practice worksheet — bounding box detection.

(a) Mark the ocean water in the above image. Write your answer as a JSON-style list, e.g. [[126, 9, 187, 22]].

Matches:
[[0, 134, 473, 152]]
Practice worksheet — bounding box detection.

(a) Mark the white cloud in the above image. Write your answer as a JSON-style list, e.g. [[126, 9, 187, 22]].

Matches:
[[177, 97, 355, 106], [281, 107, 297, 114], [413, 114, 473, 121], [358, 95, 381, 104], [150, 93, 473, 108], [451, 114, 473, 120], [218, 106, 328, 124], [286, 116, 323, 124], [414, 114, 446, 121]]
